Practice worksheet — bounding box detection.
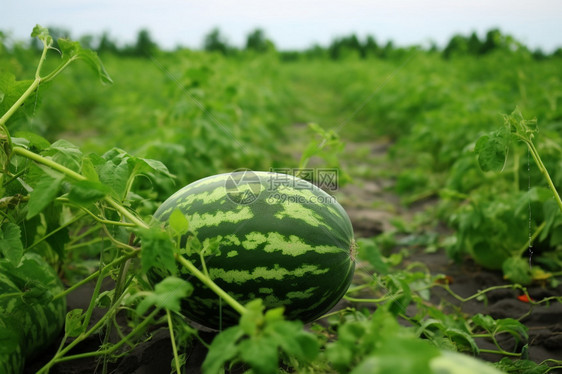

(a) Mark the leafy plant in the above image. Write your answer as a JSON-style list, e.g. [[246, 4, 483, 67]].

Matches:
[[2, 24, 562, 374], [448, 109, 562, 282]]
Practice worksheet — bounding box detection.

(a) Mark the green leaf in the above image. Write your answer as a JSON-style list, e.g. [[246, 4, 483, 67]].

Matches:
[[65, 309, 84, 338], [502, 257, 532, 285], [81, 157, 100, 182], [0, 223, 24, 265], [136, 157, 173, 178], [67, 180, 110, 205], [201, 237, 221, 257], [294, 332, 321, 362], [95, 290, 112, 308], [239, 336, 278, 374], [57, 38, 113, 84], [266, 320, 319, 362], [495, 357, 549, 374], [94, 149, 173, 201], [357, 238, 389, 274], [136, 276, 193, 315], [540, 199, 562, 242], [31, 24, 53, 46], [138, 227, 177, 276], [264, 307, 285, 323], [495, 318, 528, 343], [96, 148, 134, 201], [11, 137, 30, 149], [42, 139, 83, 173], [44, 202, 69, 259], [240, 299, 265, 335], [475, 129, 511, 172], [515, 187, 552, 216], [169, 209, 189, 236], [103, 161, 131, 200], [326, 343, 354, 372], [471, 313, 495, 332], [0, 72, 34, 125], [27, 172, 64, 219], [202, 326, 244, 374], [504, 108, 538, 142], [14, 131, 51, 150], [445, 327, 479, 354]]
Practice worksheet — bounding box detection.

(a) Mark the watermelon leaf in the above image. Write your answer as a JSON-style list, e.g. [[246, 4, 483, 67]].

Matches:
[[203, 300, 319, 374], [136, 276, 193, 316], [26, 172, 64, 219], [357, 238, 389, 275], [0, 73, 35, 126], [495, 318, 529, 344], [169, 209, 189, 236], [475, 128, 511, 173], [67, 180, 110, 205], [81, 157, 100, 182], [31, 24, 53, 46], [65, 309, 85, 338], [42, 139, 83, 173], [0, 223, 24, 265], [202, 326, 244, 374], [502, 257, 532, 285], [138, 227, 177, 276], [99, 157, 131, 201], [239, 336, 278, 374], [495, 357, 549, 374], [14, 131, 51, 151], [57, 38, 113, 84]]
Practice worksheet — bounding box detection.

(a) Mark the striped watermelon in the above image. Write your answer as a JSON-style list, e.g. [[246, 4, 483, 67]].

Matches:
[[0, 253, 66, 374], [153, 170, 355, 329]]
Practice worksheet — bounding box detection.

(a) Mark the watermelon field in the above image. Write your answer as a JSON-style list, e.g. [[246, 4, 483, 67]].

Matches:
[[1, 26, 562, 373]]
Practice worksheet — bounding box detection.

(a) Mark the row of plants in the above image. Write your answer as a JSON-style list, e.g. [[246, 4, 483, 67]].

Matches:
[[2, 34, 297, 204], [282, 48, 562, 284], [1, 26, 561, 373]]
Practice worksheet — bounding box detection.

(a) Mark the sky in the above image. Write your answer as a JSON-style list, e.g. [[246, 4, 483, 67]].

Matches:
[[2, 0, 562, 52]]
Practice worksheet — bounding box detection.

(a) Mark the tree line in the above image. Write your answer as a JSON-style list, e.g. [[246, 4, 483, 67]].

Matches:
[[1, 26, 560, 60]]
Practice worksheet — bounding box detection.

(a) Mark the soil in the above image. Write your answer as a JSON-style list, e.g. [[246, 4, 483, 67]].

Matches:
[[25, 140, 562, 373]]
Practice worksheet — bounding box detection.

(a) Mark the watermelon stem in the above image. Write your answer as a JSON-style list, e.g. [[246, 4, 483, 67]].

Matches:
[[175, 254, 248, 316], [12, 146, 150, 229], [167, 309, 182, 374], [200, 252, 210, 278]]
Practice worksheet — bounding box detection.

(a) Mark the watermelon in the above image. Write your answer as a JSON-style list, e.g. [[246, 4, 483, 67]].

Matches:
[[0, 253, 66, 374], [152, 170, 355, 329]]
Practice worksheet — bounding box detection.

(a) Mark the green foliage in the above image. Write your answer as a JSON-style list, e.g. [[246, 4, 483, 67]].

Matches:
[[64, 309, 84, 338], [326, 306, 441, 373], [56, 38, 113, 84], [495, 357, 551, 374], [203, 299, 319, 374], [0, 222, 24, 264], [136, 276, 193, 315], [1, 24, 561, 374], [26, 172, 64, 218], [445, 109, 562, 281], [475, 129, 510, 172], [138, 226, 177, 275]]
